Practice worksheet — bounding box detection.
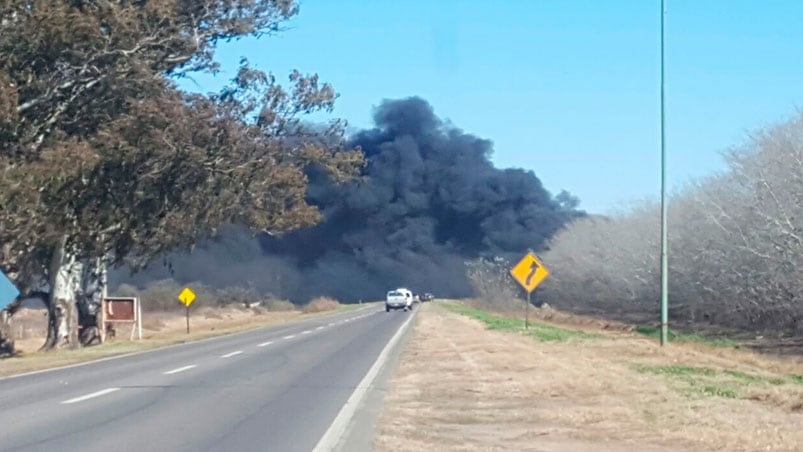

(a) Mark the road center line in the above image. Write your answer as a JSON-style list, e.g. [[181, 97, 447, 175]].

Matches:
[[164, 365, 197, 375], [221, 351, 243, 358], [283, 334, 296, 340], [316, 326, 325, 331], [257, 341, 274, 347], [301, 330, 312, 335], [61, 387, 120, 405]]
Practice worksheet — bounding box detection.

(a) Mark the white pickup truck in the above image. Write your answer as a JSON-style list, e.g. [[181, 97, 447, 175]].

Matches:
[[386, 288, 413, 312]]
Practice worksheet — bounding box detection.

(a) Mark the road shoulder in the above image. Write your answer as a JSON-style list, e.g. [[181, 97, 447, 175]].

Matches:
[[322, 306, 419, 452], [374, 302, 803, 452]]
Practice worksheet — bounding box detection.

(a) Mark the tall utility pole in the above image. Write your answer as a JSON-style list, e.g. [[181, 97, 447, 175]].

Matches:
[[660, 0, 669, 346]]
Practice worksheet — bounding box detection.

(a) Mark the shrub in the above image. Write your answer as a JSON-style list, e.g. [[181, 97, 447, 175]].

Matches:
[[464, 257, 520, 308], [301, 297, 340, 313], [262, 298, 296, 312]]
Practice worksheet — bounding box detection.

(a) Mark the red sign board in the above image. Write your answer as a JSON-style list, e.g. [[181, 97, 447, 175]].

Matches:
[[103, 297, 137, 322]]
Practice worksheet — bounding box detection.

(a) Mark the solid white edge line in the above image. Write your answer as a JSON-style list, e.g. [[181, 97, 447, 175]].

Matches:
[[61, 387, 120, 405], [221, 351, 243, 358], [312, 310, 417, 452], [257, 341, 274, 347], [163, 364, 196, 375]]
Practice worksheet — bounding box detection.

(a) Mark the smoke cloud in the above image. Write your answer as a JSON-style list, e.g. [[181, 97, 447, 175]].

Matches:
[[114, 97, 581, 301]]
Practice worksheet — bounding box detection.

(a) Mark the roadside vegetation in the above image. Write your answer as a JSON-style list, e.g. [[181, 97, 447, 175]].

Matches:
[[114, 280, 298, 313], [538, 113, 802, 338], [634, 325, 741, 348], [462, 111, 801, 352], [377, 303, 803, 452], [444, 302, 597, 342], [633, 364, 801, 402], [301, 296, 341, 313]]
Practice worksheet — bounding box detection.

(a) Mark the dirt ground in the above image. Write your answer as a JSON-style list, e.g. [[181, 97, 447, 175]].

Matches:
[[375, 302, 803, 452]]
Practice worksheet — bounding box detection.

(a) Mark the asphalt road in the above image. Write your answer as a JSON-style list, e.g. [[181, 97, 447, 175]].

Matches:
[[0, 304, 416, 452]]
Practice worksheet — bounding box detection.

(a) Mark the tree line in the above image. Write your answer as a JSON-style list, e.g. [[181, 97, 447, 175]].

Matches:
[[539, 112, 802, 336], [0, 1, 362, 352]]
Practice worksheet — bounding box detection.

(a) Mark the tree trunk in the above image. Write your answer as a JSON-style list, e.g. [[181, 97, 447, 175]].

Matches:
[[0, 310, 14, 356], [77, 257, 106, 346], [42, 240, 83, 350]]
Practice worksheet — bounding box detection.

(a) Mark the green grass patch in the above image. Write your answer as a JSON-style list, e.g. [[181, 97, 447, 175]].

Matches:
[[724, 370, 791, 386], [635, 364, 800, 400], [792, 375, 803, 385], [724, 369, 764, 382], [635, 325, 740, 348], [636, 364, 737, 399], [700, 385, 738, 398], [444, 302, 597, 342], [636, 364, 717, 377]]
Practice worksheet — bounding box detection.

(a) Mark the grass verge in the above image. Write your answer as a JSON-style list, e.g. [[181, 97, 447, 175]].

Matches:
[[635, 325, 741, 348], [444, 302, 598, 342], [635, 363, 801, 400]]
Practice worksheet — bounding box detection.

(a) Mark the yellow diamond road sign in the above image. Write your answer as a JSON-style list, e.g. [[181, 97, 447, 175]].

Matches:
[[178, 287, 196, 306], [510, 252, 550, 294]]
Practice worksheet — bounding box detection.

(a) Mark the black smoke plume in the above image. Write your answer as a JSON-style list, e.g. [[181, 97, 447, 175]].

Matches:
[[115, 97, 582, 301]]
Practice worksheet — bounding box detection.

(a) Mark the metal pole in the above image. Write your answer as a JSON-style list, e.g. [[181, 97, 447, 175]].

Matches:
[[660, 0, 669, 346], [186, 305, 190, 334], [525, 291, 530, 329]]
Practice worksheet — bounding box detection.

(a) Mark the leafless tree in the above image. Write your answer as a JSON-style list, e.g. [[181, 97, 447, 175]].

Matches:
[[541, 112, 802, 335]]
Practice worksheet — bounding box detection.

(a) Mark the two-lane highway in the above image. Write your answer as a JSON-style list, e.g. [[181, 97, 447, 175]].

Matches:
[[0, 305, 416, 452]]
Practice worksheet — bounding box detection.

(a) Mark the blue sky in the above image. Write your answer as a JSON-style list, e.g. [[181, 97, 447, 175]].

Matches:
[[178, 0, 803, 214]]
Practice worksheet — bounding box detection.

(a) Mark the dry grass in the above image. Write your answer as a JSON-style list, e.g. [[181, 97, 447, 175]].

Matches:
[[375, 302, 803, 452], [301, 296, 341, 313], [0, 303, 367, 377]]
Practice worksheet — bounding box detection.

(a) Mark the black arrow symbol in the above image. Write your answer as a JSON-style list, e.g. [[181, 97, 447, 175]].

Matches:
[[525, 261, 539, 286]]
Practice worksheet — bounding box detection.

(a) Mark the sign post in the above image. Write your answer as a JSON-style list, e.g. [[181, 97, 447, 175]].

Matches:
[[509, 251, 550, 329], [177, 287, 196, 334]]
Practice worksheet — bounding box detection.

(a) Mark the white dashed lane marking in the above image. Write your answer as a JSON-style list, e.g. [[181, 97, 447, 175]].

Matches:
[[61, 388, 120, 405], [164, 365, 196, 375]]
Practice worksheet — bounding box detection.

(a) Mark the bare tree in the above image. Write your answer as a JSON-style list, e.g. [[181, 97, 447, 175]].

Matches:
[[541, 112, 802, 335], [465, 256, 520, 309]]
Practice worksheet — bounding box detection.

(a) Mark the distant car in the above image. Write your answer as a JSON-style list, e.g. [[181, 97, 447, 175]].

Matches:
[[386, 288, 413, 312], [420, 293, 434, 302]]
